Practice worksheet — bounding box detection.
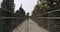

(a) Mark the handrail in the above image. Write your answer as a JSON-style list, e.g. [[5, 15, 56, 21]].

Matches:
[[0, 17, 60, 19], [42, 9, 60, 15]]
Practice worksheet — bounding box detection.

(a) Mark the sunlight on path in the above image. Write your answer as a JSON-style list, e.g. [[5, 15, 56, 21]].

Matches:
[[13, 19, 49, 32]]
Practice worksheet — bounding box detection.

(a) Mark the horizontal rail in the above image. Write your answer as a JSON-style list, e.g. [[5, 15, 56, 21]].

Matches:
[[30, 17, 60, 19], [43, 9, 60, 14], [0, 17, 60, 19], [0, 17, 27, 19]]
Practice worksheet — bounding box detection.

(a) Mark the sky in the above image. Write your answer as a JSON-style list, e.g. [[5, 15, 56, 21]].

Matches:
[[0, 0, 3, 8], [0, 0, 37, 16]]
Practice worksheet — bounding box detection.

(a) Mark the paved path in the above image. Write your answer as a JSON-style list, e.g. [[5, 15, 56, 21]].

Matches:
[[13, 19, 49, 32]]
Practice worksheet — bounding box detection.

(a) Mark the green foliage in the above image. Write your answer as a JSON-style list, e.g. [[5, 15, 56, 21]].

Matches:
[[32, 3, 47, 16], [1, 0, 15, 12], [0, 0, 26, 32], [32, 4, 40, 16], [32, 0, 60, 16], [32, 0, 60, 32]]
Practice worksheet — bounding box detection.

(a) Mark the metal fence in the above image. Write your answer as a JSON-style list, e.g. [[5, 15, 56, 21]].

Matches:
[[31, 17, 60, 32], [0, 17, 26, 32], [0, 9, 60, 32], [0, 17, 60, 32]]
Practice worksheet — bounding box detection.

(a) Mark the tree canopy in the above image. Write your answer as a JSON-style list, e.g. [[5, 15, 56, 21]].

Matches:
[[1, 0, 15, 12], [32, 0, 60, 16]]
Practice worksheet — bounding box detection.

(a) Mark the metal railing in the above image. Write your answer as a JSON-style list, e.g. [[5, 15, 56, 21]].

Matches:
[[0, 16, 60, 32], [0, 9, 60, 32]]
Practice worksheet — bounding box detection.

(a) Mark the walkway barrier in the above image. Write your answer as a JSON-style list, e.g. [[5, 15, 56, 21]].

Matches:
[[0, 17, 26, 32], [30, 16, 60, 32], [0, 16, 60, 32]]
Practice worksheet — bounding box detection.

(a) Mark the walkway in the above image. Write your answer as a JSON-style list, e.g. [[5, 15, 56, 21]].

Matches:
[[13, 19, 49, 32]]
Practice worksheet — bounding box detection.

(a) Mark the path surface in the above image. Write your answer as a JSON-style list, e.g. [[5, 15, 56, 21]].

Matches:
[[13, 19, 49, 32]]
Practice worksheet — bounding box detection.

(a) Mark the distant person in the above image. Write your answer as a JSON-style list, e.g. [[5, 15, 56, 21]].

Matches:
[[27, 12, 29, 17], [27, 12, 29, 20]]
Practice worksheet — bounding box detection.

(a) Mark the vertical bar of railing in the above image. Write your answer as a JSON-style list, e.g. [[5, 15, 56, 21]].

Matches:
[[48, 13, 51, 31]]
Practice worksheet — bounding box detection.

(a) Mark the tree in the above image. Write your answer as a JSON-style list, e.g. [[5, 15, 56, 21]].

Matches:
[[32, 0, 60, 32], [32, 0, 60, 16], [1, 0, 15, 32], [16, 4, 25, 17], [32, 0, 47, 16], [1, 0, 15, 12], [39, 0, 60, 10]]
